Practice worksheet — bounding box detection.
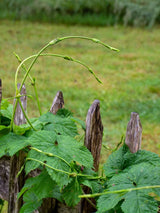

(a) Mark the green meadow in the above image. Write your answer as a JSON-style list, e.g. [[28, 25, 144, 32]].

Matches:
[[0, 20, 160, 163]]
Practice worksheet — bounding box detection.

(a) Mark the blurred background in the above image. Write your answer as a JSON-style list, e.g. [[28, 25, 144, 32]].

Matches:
[[0, 0, 160, 27], [0, 0, 160, 158]]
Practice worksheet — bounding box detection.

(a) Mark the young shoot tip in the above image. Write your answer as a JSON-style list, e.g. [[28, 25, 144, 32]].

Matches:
[[111, 47, 120, 52], [105, 45, 119, 52], [97, 78, 103, 84], [13, 52, 21, 62]]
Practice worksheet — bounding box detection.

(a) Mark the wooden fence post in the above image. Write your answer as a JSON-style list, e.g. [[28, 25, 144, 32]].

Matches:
[[50, 92, 81, 213], [84, 100, 103, 171], [40, 91, 79, 213], [8, 84, 26, 213], [80, 100, 103, 213], [125, 112, 142, 153], [0, 79, 10, 202], [37, 91, 64, 213], [0, 155, 10, 201]]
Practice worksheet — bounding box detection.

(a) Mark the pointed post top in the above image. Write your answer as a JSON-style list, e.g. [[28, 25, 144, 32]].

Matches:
[[125, 112, 142, 153], [50, 91, 64, 114]]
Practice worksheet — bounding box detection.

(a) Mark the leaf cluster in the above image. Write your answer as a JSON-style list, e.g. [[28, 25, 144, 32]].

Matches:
[[97, 145, 160, 213], [0, 101, 101, 212], [1, 101, 160, 213]]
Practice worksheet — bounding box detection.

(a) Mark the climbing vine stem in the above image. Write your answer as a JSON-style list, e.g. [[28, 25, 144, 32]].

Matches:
[[11, 36, 118, 131], [79, 185, 160, 198]]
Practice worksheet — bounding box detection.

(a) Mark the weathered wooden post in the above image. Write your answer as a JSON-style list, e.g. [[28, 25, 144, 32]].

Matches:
[[8, 84, 27, 213], [37, 91, 64, 213], [50, 91, 80, 213], [0, 79, 10, 202], [125, 112, 142, 153], [0, 155, 10, 201], [80, 100, 103, 213], [84, 100, 103, 171]]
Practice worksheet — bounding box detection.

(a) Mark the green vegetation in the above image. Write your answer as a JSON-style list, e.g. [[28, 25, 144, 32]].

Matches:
[[0, 0, 160, 27], [82, 146, 160, 212], [0, 20, 160, 158], [1, 101, 160, 212], [0, 22, 160, 212], [114, 0, 160, 27]]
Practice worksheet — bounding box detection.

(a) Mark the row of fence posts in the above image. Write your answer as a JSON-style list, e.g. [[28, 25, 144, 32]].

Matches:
[[0, 79, 142, 213]]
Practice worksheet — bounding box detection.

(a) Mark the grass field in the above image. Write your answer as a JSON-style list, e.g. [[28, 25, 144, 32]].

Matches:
[[0, 20, 160, 164]]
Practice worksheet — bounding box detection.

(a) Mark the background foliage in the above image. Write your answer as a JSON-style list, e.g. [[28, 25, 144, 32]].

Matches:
[[0, 0, 160, 27]]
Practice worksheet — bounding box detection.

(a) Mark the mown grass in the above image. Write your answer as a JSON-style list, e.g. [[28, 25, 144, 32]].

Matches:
[[0, 20, 160, 164]]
